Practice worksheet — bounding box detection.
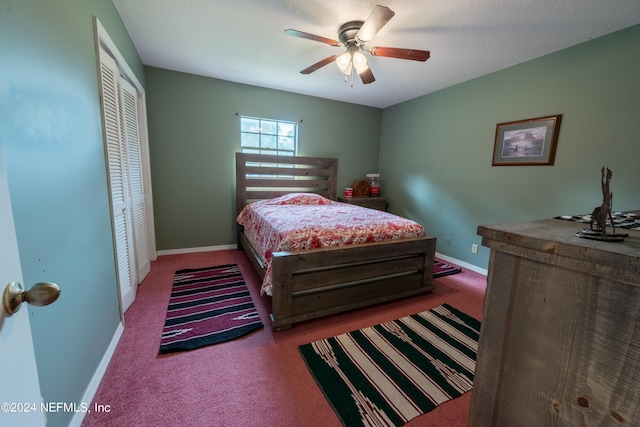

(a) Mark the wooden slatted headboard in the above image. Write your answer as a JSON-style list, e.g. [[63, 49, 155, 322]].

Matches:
[[235, 152, 338, 217]]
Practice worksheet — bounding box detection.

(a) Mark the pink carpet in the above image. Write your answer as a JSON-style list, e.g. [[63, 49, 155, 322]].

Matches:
[[82, 250, 486, 427]]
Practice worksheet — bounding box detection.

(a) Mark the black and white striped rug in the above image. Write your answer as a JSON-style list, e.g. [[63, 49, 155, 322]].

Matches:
[[159, 264, 263, 353], [299, 304, 480, 426]]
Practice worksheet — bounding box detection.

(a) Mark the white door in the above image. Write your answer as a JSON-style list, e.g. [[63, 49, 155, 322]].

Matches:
[[95, 20, 155, 314], [119, 78, 150, 282], [0, 145, 46, 427], [99, 51, 137, 312]]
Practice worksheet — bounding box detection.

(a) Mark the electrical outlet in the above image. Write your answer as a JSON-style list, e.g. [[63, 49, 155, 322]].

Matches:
[[471, 244, 479, 254], [444, 237, 450, 246]]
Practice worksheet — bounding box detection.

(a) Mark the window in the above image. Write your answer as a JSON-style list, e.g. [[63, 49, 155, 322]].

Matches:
[[240, 116, 297, 156]]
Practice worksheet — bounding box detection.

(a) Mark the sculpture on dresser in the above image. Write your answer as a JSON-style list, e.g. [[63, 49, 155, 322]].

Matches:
[[576, 166, 628, 242], [590, 167, 614, 236]]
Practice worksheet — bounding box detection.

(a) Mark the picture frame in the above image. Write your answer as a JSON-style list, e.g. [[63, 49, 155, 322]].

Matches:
[[492, 114, 562, 166]]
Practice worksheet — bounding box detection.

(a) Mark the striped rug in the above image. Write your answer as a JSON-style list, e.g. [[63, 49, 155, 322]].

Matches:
[[159, 264, 263, 353], [299, 304, 480, 426], [433, 260, 462, 277]]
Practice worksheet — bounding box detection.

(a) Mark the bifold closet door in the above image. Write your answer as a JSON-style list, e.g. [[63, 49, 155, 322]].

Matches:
[[119, 77, 151, 283], [98, 50, 149, 312]]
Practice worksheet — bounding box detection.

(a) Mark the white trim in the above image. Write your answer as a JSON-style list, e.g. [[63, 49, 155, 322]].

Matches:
[[157, 244, 238, 256], [137, 90, 157, 261], [94, 18, 141, 92], [68, 322, 124, 427], [436, 252, 488, 276]]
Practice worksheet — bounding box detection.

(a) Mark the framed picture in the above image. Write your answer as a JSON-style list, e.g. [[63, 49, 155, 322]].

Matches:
[[492, 114, 562, 166]]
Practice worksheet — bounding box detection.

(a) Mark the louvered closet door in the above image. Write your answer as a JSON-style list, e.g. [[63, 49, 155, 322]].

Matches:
[[119, 78, 151, 282], [99, 50, 137, 312]]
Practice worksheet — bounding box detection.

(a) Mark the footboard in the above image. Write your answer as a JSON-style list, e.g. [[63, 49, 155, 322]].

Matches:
[[270, 236, 436, 330]]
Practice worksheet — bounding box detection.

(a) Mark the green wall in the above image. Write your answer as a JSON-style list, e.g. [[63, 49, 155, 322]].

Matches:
[[147, 24, 640, 266], [4, 2, 635, 425], [0, 1, 143, 426], [379, 24, 640, 269], [145, 67, 382, 250]]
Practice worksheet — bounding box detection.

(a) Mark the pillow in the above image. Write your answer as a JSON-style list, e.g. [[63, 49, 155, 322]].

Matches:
[[266, 193, 334, 205]]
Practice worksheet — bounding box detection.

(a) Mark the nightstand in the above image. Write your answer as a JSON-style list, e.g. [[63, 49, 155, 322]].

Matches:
[[338, 196, 387, 211]]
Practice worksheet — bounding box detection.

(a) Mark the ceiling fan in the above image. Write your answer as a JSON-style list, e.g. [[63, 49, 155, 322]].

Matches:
[[284, 5, 430, 86]]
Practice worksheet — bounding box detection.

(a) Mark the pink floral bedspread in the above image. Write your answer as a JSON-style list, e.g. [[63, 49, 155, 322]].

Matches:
[[236, 193, 426, 295]]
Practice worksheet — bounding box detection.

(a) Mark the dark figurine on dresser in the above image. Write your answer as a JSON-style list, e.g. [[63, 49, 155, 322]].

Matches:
[[577, 166, 628, 242], [589, 167, 615, 237]]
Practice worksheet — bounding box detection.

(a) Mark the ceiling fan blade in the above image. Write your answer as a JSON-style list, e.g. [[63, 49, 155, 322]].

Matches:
[[355, 5, 395, 44], [284, 29, 342, 47], [359, 67, 375, 84], [370, 47, 431, 62], [300, 55, 339, 74]]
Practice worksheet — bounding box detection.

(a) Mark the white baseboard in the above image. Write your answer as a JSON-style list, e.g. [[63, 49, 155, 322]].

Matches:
[[156, 244, 237, 256], [69, 321, 124, 427], [436, 252, 488, 276]]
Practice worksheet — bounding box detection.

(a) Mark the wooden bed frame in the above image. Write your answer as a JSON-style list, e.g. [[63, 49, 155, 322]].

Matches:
[[235, 152, 436, 330]]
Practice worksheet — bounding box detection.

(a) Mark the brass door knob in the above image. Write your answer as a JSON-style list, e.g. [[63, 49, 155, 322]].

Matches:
[[2, 282, 61, 316]]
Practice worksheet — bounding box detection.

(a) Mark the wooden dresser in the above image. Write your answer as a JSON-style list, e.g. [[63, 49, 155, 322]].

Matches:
[[469, 216, 640, 426], [337, 196, 387, 211]]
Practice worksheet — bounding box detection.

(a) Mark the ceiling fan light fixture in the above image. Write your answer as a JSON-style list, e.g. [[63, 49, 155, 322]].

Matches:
[[286, 5, 427, 86], [352, 51, 368, 74], [336, 50, 353, 75]]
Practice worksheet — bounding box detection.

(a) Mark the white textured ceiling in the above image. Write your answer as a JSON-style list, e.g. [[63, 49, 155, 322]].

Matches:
[[112, 0, 640, 108]]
